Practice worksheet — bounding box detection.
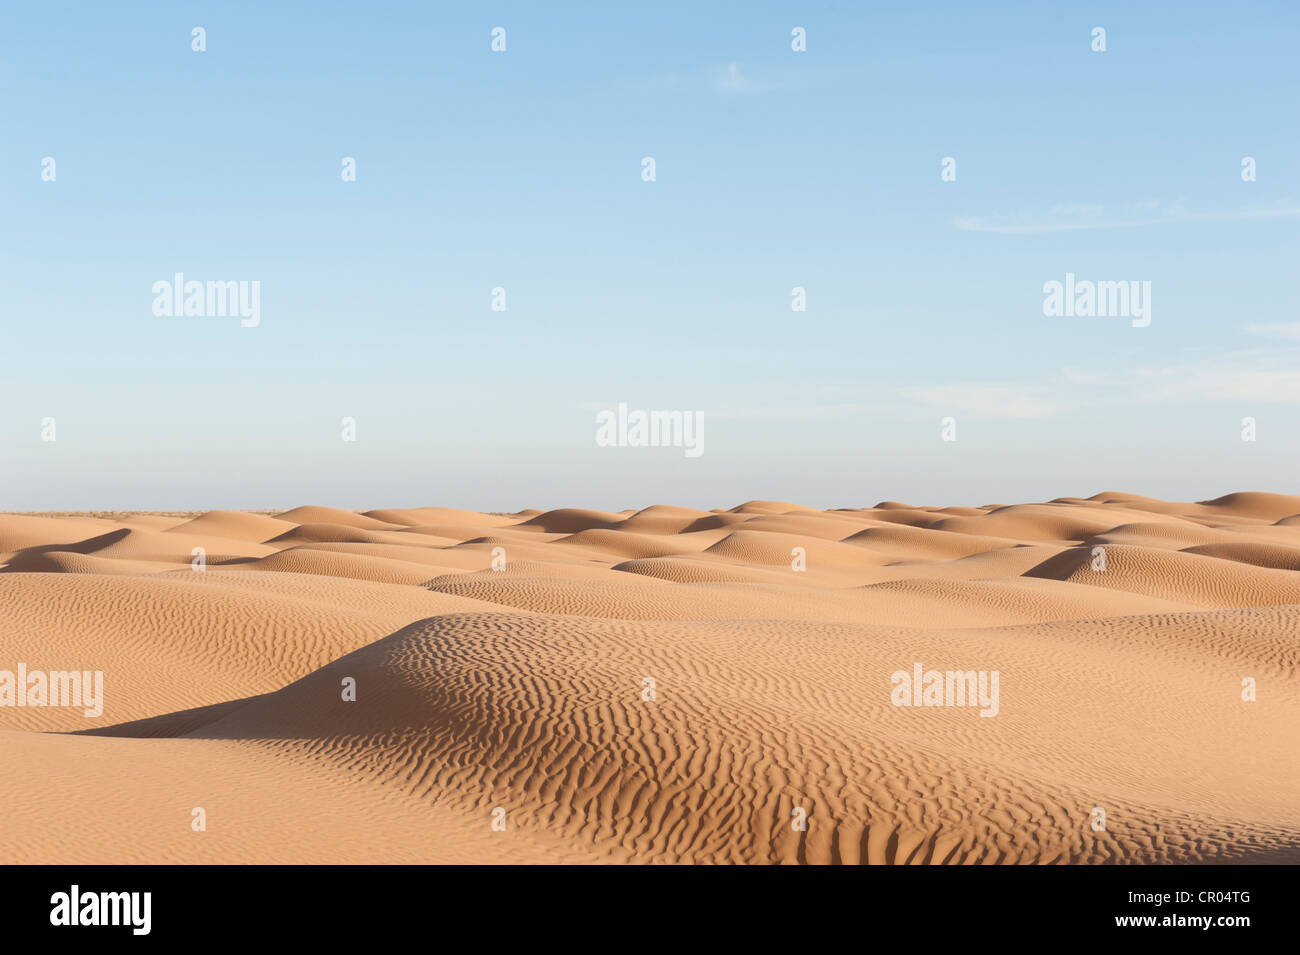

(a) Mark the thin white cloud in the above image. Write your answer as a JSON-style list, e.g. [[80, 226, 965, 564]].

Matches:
[[630, 60, 853, 97], [1061, 348, 1300, 404], [955, 201, 1300, 234], [715, 62, 765, 94], [1128, 353, 1300, 404], [900, 383, 1064, 418], [579, 401, 885, 422], [1061, 366, 1114, 386], [712, 402, 887, 422], [1245, 322, 1300, 341]]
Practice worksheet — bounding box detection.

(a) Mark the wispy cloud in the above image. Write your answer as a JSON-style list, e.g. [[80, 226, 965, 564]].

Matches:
[[1056, 348, 1300, 405], [900, 383, 1064, 418], [1061, 366, 1115, 386], [1244, 322, 1300, 341], [712, 402, 887, 422], [579, 400, 886, 422], [1127, 351, 1300, 404], [630, 60, 855, 97], [714, 62, 765, 94], [954, 200, 1300, 234]]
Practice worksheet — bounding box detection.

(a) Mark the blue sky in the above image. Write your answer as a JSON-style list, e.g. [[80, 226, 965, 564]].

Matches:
[[2, 1, 1297, 510]]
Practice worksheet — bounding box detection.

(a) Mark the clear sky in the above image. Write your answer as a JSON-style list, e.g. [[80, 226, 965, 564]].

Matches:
[[2, 1, 1297, 511]]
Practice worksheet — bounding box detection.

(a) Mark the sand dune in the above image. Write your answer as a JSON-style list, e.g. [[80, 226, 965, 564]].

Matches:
[[516, 508, 626, 534], [166, 510, 299, 542], [1, 493, 1297, 864]]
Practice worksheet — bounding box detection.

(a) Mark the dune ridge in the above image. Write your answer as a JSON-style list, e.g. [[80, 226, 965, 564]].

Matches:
[[2, 493, 1297, 864]]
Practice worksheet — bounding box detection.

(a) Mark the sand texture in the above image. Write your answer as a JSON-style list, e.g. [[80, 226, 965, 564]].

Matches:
[[2, 492, 1298, 864]]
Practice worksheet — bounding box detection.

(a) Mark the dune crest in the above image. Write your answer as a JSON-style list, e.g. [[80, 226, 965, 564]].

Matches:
[[2, 494, 1298, 864]]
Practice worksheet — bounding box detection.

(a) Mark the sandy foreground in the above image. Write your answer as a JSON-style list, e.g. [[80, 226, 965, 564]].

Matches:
[[1, 492, 1298, 864]]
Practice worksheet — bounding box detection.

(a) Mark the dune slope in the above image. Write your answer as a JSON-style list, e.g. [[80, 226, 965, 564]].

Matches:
[[1, 493, 1297, 864]]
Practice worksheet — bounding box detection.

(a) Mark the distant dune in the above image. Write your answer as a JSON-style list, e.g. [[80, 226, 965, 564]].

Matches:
[[2, 494, 1298, 864]]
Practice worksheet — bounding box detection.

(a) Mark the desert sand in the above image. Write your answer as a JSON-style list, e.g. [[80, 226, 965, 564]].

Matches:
[[1, 492, 1298, 864]]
